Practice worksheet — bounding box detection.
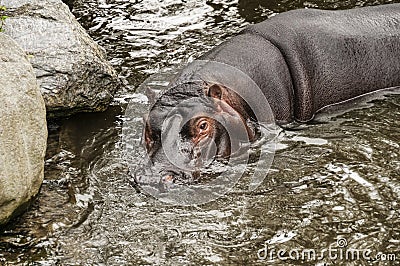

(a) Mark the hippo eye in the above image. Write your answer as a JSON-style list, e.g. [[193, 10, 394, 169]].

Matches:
[[192, 119, 211, 144], [198, 121, 208, 131]]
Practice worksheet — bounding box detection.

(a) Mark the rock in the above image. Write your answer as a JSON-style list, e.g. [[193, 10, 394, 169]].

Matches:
[[0, 33, 47, 226], [0, 0, 120, 117], [61, 0, 74, 10]]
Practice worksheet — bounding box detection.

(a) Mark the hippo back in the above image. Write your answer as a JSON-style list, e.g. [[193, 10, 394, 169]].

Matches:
[[244, 4, 400, 121]]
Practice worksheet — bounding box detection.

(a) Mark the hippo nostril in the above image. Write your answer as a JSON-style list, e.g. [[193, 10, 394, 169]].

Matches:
[[162, 174, 174, 183], [159, 169, 179, 183], [157, 171, 178, 193], [158, 169, 194, 185]]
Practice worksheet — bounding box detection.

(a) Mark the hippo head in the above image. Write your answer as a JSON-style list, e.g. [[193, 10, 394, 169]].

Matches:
[[143, 81, 258, 182]]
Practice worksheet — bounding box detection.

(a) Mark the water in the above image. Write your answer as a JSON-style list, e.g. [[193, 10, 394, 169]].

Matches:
[[1, 0, 400, 265]]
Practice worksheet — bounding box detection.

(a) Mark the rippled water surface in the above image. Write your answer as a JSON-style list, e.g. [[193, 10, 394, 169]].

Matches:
[[1, 0, 400, 265]]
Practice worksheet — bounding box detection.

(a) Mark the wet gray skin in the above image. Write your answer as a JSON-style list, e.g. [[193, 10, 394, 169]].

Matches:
[[1, 0, 399, 265]]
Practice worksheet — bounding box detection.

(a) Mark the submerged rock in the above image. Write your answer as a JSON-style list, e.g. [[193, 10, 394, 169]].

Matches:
[[0, 0, 120, 117], [0, 33, 47, 226]]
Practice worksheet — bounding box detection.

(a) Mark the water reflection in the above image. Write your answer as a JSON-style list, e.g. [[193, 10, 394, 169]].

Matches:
[[73, 0, 246, 90]]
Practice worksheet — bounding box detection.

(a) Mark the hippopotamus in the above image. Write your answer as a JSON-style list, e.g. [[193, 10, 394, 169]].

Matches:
[[143, 4, 400, 181]]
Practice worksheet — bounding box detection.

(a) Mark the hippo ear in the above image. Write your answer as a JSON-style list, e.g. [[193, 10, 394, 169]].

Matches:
[[142, 114, 153, 148], [207, 83, 257, 142], [207, 84, 223, 100]]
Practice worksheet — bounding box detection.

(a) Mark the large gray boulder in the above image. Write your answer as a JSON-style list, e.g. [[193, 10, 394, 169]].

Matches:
[[0, 33, 47, 226], [0, 0, 120, 117]]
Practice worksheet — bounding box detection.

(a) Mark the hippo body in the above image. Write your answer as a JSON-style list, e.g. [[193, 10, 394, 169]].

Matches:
[[197, 4, 400, 123], [144, 4, 400, 179]]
